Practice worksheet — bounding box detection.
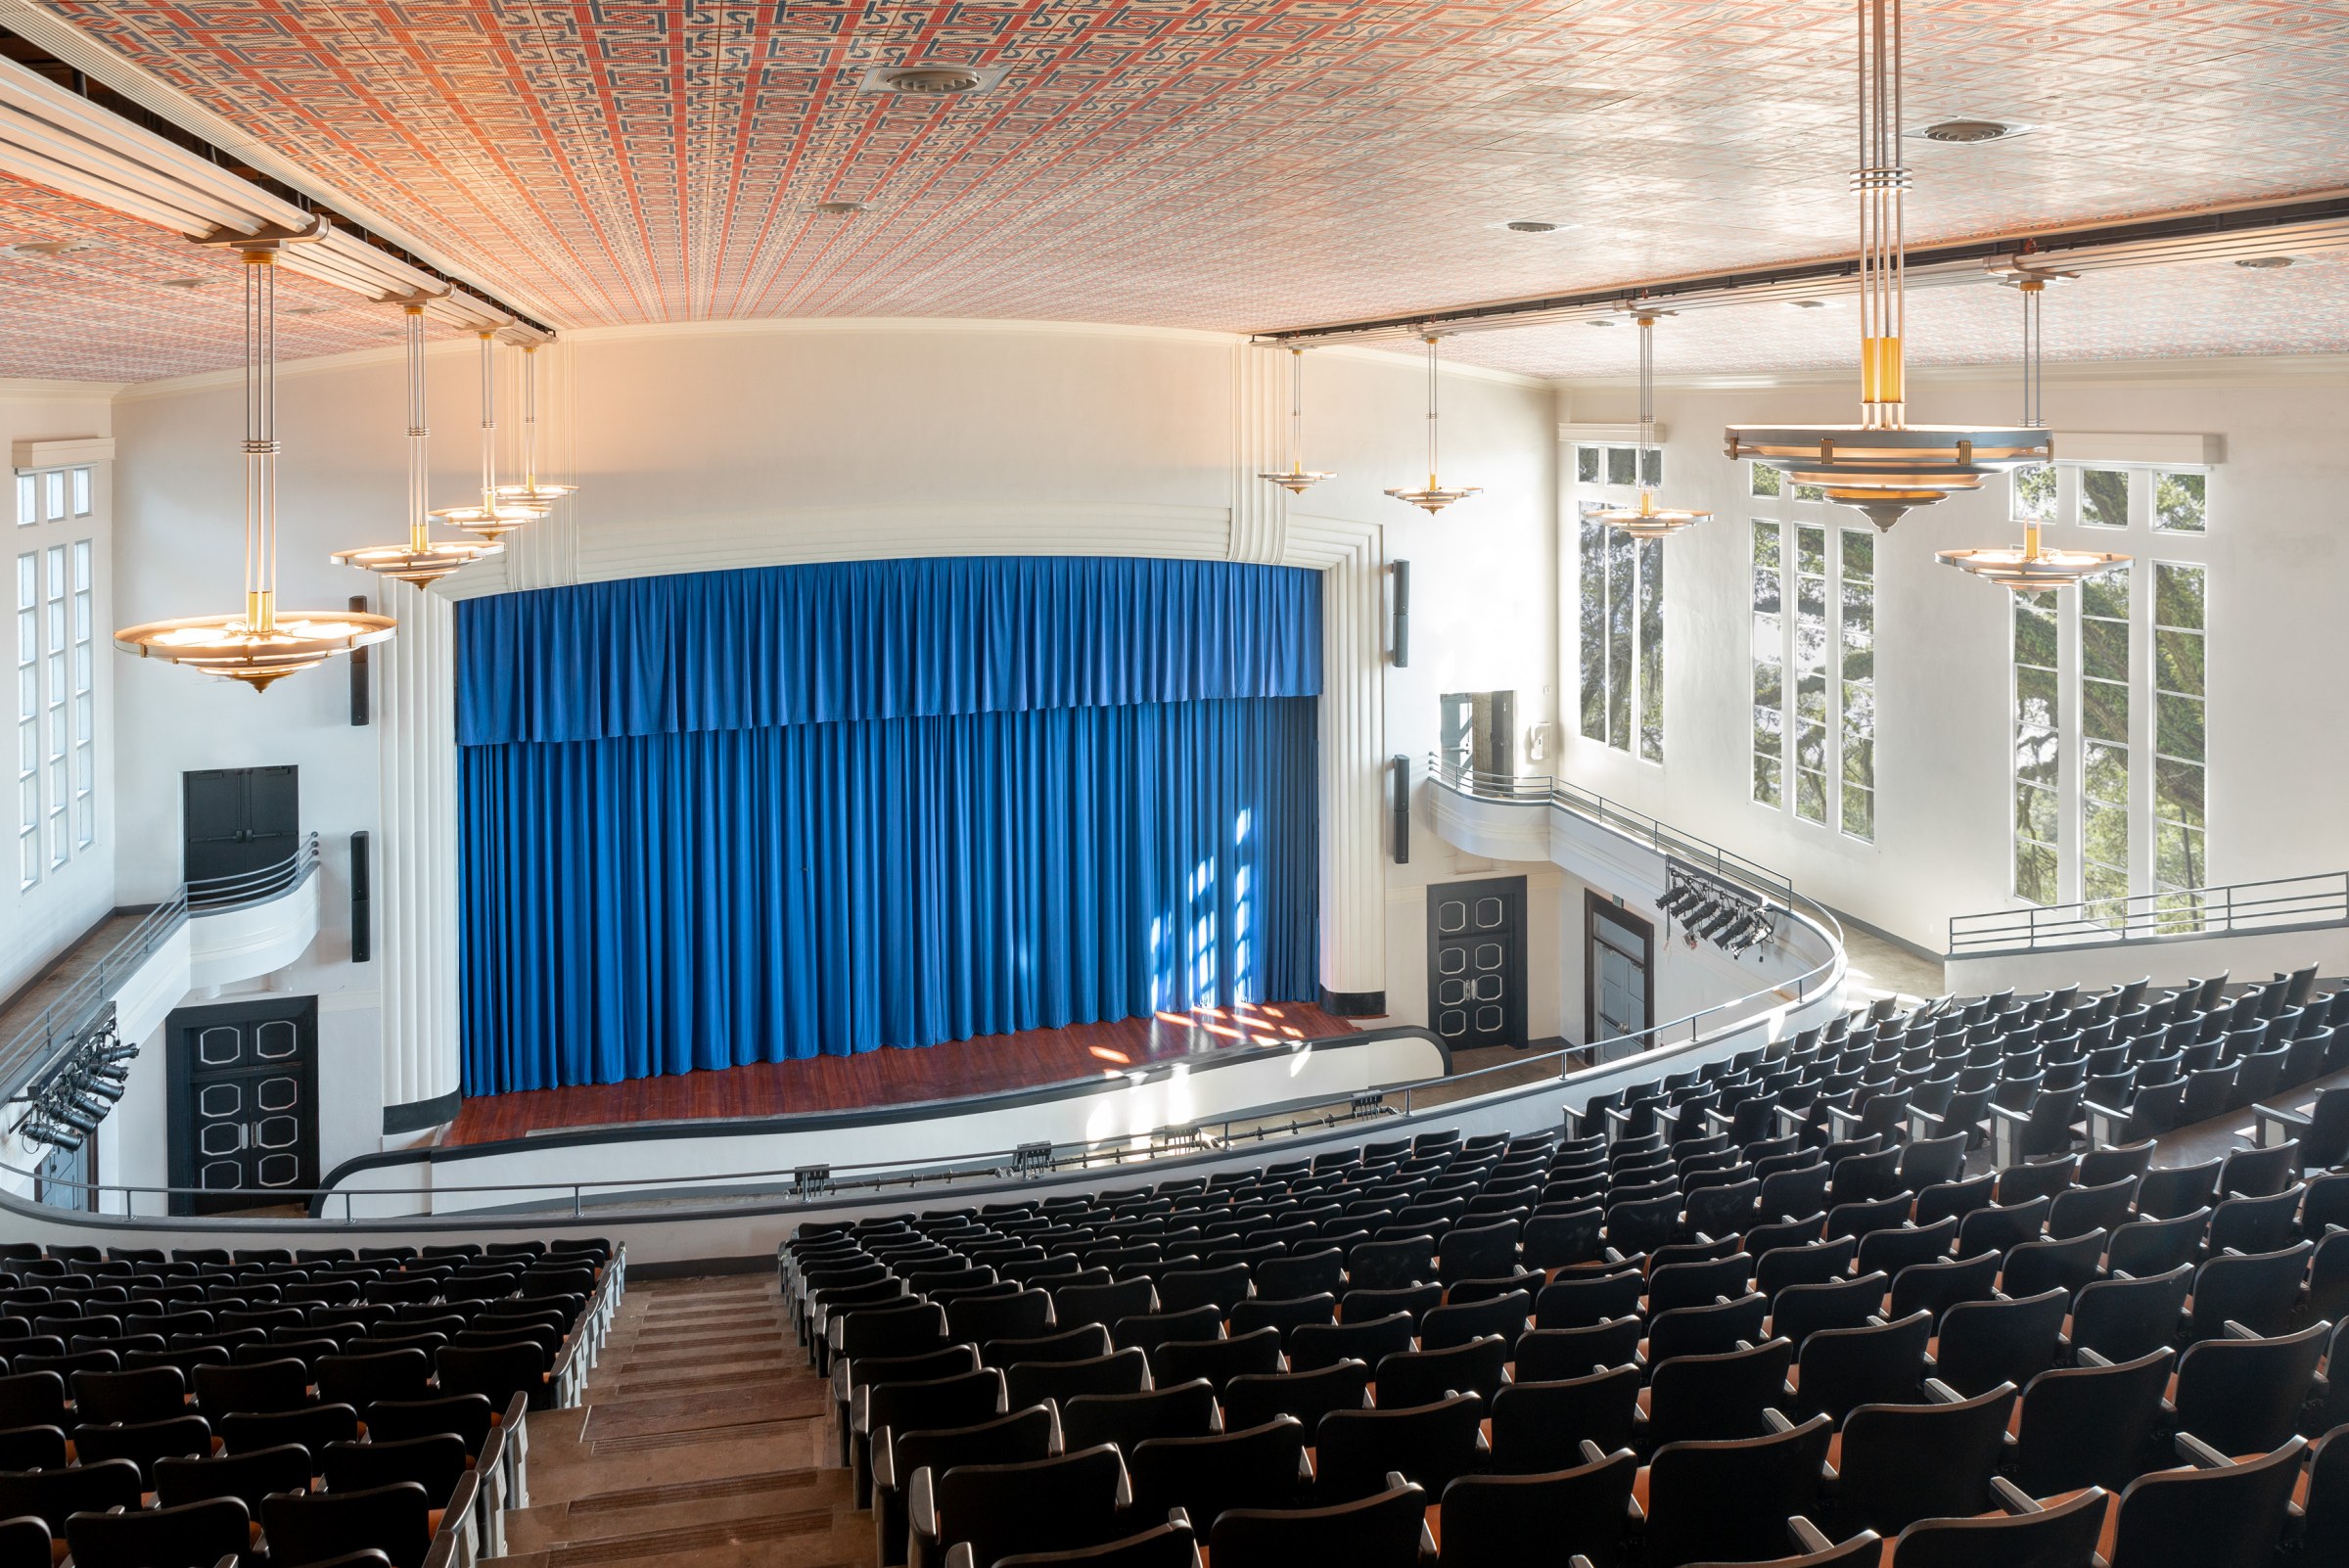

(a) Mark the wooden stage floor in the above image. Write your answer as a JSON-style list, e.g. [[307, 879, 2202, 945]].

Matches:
[[441, 1000, 1360, 1146]]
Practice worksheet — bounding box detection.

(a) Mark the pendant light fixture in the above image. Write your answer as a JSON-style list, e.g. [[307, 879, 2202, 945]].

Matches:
[[1937, 268, 2127, 590], [428, 329, 549, 540], [1385, 333, 1481, 514], [1595, 310, 1709, 539], [1725, 0, 2050, 530], [1259, 346, 1334, 496], [491, 343, 576, 508], [115, 245, 395, 691], [329, 301, 501, 584]]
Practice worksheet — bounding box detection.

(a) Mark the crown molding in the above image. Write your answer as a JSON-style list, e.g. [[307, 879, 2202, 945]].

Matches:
[[0, 377, 126, 400]]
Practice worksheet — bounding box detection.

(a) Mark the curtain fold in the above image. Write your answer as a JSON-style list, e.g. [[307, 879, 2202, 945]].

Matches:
[[457, 555, 1322, 746], [459, 698, 1318, 1092], [453, 556, 1323, 1095]]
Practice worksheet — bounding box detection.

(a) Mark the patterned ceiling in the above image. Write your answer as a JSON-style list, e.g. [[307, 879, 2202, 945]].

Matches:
[[12, 0, 2349, 379]]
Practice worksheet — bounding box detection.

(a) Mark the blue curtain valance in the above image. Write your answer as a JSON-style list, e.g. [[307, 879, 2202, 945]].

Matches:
[[455, 555, 1322, 747]]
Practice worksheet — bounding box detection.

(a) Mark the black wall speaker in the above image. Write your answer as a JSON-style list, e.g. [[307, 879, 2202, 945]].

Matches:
[[1392, 560, 1410, 668], [350, 830, 372, 964], [1391, 754, 1410, 864], [347, 595, 372, 726]]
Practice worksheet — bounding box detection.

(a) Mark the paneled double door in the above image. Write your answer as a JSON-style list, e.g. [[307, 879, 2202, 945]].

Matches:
[[164, 996, 319, 1216], [1426, 876, 1528, 1049]]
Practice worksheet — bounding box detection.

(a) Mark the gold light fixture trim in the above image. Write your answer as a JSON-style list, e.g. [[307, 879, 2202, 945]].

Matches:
[[1723, 0, 2050, 530], [1385, 334, 1481, 515], [1596, 311, 1710, 539], [1938, 524, 2127, 590], [431, 329, 550, 540], [1259, 346, 1334, 496], [116, 246, 393, 690], [332, 302, 500, 585]]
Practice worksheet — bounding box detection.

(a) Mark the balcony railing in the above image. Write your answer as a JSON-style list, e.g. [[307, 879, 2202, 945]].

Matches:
[[1427, 754, 1794, 907], [1947, 870, 2349, 956], [0, 833, 322, 1100]]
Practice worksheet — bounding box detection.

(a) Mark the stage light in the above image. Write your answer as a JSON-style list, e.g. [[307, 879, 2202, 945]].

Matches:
[[23, 1118, 80, 1151]]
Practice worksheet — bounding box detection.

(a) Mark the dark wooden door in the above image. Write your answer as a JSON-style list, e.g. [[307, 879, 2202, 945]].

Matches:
[[1586, 894, 1656, 1052], [1427, 876, 1527, 1049], [182, 766, 299, 884], [165, 996, 319, 1216]]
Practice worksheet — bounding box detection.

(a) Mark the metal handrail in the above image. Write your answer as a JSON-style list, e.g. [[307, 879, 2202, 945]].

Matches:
[[6, 768, 1847, 1225], [0, 833, 324, 1101], [1947, 870, 2349, 956], [188, 832, 322, 911], [1428, 754, 1795, 906]]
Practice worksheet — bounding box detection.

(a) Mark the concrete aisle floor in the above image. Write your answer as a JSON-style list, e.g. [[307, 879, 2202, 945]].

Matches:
[[485, 1273, 862, 1568]]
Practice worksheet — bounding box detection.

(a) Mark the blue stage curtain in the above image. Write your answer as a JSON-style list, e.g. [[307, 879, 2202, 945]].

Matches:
[[454, 557, 1321, 1094], [457, 555, 1320, 745]]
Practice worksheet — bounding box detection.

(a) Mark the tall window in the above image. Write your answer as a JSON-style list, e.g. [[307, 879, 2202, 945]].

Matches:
[[2080, 566, 2131, 926], [1792, 525, 1829, 823], [2153, 562, 2207, 929], [1573, 445, 1664, 761], [1838, 529, 1875, 840], [70, 540, 92, 850], [1749, 464, 1873, 839], [2001, 463, 2212, 921], [42, 544, 64, 869], [15, 551, 36, 887], [1751, 520, 1782, 806], [2012, 590, 2060, 905]]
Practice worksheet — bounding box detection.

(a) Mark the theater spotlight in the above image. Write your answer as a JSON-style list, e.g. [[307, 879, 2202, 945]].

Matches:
[[23, 1118, 80, 1151], [73, 1077, 124, 1104]]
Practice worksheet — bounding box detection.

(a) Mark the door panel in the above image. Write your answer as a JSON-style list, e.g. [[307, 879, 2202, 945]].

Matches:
[[1586, 895, 1656, 1053], [181, 766, 299, 884], [1427, 877, 1527, 1049], [165, 996, 318, 1217]]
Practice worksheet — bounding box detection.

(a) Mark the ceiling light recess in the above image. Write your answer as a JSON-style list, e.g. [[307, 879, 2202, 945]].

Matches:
[[1725, 0, 2050, 530], [116, 244, 395, 689], [1914, 117, 2024, 144], [858, 63, 1008, 96], [1385, 335, 1480, 515]]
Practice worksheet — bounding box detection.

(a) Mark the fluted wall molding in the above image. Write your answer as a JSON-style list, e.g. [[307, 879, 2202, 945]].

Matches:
[[376, 583, 461, 1125], [1228, 343, 1289, 565]]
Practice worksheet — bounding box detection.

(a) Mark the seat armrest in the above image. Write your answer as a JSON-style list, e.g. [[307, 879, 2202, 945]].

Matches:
[[830, 1358, 852, 1408], [852, 1384, 870, 1435], [872, 1425, 896, 1492], [1988, 1476, 2042, 1515], [1786, 1518, 1835, 1554], [1986, 1103, 2031, 1125], [2176, 1433, 2234, 1470], [2074, 1347, 2112, 1368], [2222, 1318, 2260, 1340], [908, 1465, 940, 1543], [945, 1545, 974, 1568], [1703, 1107, 1733, 1136], [2254, 1103, 2311, 1144], [1921, 1378, 1962, 1405], [1762, 1407, 1794, 1435], [1579, 1440, 1609, 1466]]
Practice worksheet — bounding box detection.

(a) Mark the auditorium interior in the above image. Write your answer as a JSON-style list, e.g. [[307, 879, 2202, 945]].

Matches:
[[3, 3, 2349, 1566]]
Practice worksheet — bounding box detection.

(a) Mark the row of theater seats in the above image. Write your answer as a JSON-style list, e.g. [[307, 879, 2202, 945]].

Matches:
[[782, 987, 2349, 1568], [1580, 970, 2349, 1192], [0, 1238, 622, 1568]]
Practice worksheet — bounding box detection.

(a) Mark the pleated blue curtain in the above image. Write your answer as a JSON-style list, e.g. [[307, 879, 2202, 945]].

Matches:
[[454, 558, 1321, 1094]]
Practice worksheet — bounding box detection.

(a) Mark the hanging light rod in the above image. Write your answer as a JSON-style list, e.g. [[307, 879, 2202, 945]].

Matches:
[[1250, 190, 2349, 347]]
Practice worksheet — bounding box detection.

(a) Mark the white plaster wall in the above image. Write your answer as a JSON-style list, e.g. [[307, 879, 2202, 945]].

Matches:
[[0, 383, 119, 1005], [1554, 359, 2349, 960], [91, 322, 1559, 1183]]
